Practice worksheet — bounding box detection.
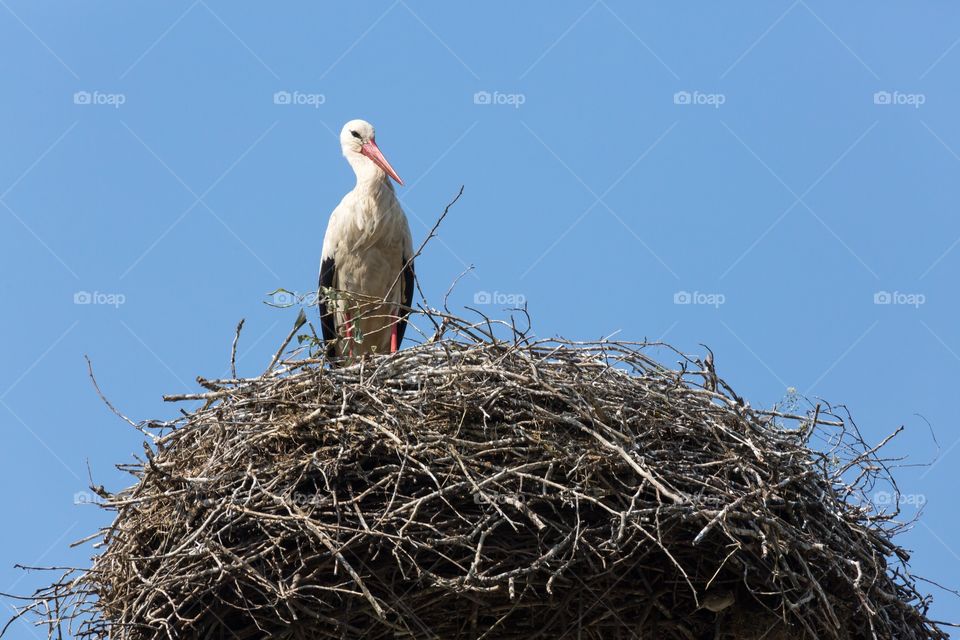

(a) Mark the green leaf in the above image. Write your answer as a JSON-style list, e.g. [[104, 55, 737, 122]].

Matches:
[[294, 308, 307, 331]]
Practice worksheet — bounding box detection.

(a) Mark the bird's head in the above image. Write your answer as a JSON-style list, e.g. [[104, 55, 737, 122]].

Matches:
[[340, 119, 404, 186]]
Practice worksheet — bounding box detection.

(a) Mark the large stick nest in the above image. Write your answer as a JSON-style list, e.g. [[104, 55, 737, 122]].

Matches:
[[6, 311, 948, 639]]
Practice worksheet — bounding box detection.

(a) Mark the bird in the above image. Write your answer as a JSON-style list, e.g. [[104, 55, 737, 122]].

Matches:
[[318, 119, 414, 359], [700, 590, 735, 613]]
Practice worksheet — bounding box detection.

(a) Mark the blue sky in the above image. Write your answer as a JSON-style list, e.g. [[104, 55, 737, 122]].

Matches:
[[2, 1, 959, 635]]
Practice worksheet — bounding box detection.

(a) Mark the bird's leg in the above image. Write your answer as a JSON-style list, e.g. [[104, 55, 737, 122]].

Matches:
[[390, 312, 398, 354]]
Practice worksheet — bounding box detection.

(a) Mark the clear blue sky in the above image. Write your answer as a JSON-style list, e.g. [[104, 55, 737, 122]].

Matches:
[[2, 1, 958, 635]]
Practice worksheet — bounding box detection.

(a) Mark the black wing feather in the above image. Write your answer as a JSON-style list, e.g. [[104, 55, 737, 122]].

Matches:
[[318, 256, 338, 359], [395, 257, 414, 348]]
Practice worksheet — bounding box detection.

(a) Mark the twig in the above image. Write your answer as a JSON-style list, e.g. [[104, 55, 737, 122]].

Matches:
[[385, 185, 464, 304], [231, 318, 245, 379], [266, 309, 306, 374]]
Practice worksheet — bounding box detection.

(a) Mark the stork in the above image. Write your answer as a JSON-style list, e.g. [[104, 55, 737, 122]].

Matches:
[[318, 119, 414, 359]]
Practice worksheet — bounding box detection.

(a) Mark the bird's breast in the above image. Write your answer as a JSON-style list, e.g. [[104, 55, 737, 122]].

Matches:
[[342, 191, 405, 247], [328, 188, 410, 300]]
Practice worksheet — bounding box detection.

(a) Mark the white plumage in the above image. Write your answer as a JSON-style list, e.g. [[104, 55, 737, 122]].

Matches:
[[318, 119, 414, 358]]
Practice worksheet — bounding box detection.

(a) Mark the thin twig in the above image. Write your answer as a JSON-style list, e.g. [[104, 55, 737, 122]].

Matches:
[[231, 318, 245, 379]]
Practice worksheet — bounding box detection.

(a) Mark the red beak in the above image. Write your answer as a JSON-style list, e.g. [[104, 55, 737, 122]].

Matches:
[[360, 139, 404, 186]]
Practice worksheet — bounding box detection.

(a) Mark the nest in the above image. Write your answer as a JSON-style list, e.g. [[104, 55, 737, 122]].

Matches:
[[6, 311, 948, 639]]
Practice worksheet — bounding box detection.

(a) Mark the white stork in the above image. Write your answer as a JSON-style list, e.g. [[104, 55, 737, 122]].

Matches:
[[318, 119, 414, 359]]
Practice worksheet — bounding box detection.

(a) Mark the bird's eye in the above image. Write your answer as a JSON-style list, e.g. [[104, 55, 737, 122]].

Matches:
[[351, 130, 362, 139]]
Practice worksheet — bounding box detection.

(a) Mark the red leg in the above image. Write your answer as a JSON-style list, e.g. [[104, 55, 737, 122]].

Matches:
[[390, 315, 398, 353]]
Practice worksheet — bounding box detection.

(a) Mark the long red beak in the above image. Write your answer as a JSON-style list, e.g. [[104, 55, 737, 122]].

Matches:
[[360, 139, 404, 186]]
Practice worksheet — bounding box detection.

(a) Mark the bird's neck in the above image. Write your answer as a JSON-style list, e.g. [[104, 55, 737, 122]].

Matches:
[[346, 153, 393, 196]]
